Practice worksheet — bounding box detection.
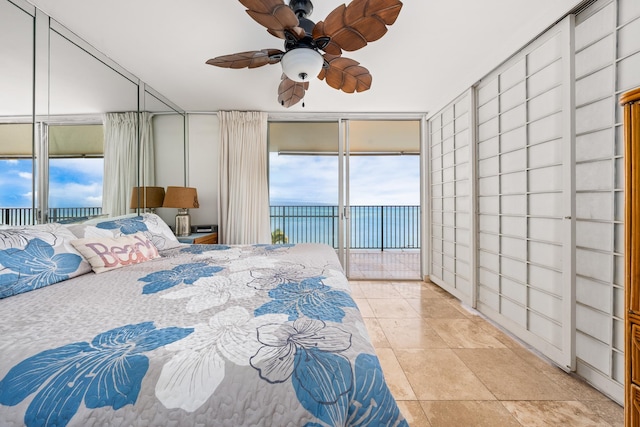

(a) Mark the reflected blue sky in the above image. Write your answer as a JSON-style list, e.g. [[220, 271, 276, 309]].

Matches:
[[0, 159, 103, 207]]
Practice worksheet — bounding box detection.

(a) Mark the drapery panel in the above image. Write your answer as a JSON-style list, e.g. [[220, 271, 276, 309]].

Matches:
[[102, 112, 154, 216], [217, 111, 270, 244]]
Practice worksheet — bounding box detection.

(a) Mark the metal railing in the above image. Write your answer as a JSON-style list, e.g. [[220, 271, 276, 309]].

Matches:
[[270, 205, 420, 250], [1, 207, 103, 226]]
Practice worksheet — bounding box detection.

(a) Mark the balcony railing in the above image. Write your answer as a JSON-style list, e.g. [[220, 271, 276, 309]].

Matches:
[[2, 205, 421, 251], [270, 205, 420, 250], [1, 207, 103, 226]]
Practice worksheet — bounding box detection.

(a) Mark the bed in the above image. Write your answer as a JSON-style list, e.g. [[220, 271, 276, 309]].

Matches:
[[0, 214, 408, 427]]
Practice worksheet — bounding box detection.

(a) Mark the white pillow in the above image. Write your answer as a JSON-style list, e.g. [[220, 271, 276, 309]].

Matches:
[[71, 232, 160, 274]]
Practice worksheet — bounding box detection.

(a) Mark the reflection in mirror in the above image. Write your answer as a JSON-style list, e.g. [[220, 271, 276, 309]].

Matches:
[[0, 0, 34, 225], [47, 27, 140, 221], [0, 1, 185, 225], [142, 88, 186, 227]]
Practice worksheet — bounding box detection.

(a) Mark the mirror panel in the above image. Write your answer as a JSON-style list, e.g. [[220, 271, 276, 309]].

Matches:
[[0, 0, 186, 225], [0, 1, 33, 117], [49, 30, 139, 116], [0, 0, 34, 224], [144, 89, 186, 225], [46, 27, 140, 220]]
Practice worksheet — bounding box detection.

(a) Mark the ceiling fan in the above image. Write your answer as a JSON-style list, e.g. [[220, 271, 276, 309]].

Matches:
[[206, 0, 403, 107]]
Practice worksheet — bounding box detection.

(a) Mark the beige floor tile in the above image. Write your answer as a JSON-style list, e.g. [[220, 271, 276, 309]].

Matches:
[[421, 401, 521, 427], [362, 317, 391, 348], [501, 400, 614, 427], [376, 348, 417, 400], [585, 400, 624, 427], [367, 298, 421, 318], [348, 282, 366, 298], [397, 401, 431, 427], [353, 298, 375, 318], [378, 318, 449, 349], [395, 349, 495, 400], [358, 282, 405, 298], [350, 277, 622, 424], [511, 347, 614, 401], [427, 318, 507, 349], [406, 298, 469, 319], [392, 282, 445, 299], [422, 281, 457, 299], [471, 318, 526, 349], [454, 348, 575, 400]]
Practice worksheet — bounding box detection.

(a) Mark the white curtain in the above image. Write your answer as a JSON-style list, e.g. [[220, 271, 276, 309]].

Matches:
[[218, 111, 270, 244], [102, 112, 154, 216]]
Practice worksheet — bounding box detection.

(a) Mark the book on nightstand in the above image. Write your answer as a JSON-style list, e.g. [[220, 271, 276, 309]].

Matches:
[[191, 224, 217, 233]]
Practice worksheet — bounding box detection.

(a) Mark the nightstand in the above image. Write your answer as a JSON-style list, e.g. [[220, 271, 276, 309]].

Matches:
[[176, 232, 218, 244]]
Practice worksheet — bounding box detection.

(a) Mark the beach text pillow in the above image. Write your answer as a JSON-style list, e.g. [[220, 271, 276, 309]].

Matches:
[[71, 232, 160, 274]]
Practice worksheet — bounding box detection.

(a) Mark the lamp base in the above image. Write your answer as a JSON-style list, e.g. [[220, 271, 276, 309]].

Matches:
[[174, 209, 191, 237]]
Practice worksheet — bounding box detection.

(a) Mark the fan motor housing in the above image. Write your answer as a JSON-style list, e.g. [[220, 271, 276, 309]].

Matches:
[[289, 0, 313, 18]]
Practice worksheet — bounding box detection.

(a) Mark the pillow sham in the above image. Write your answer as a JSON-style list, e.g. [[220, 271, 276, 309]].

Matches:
[[67, 213, 181, 250], [0, 223, 92, 299], [71, 232, 160, 274]]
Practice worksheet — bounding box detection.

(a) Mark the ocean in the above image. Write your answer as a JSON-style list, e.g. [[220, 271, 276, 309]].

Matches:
[[269, 205, 420, 249]]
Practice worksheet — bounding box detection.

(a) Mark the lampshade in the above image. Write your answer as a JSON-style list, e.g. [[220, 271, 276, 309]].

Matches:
[[162, 186, 199, 209], [130, 186, 165, 209], [281, 48, 323, 82]]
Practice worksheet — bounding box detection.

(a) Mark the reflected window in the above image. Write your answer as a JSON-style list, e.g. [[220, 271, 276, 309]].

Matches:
[[47, 124, 104, 221], [0, 123, 104, 224]]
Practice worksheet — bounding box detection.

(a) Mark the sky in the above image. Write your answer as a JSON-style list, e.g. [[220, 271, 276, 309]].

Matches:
[[0, 158, 103, 208], [269, 153, 420, 206], [0, 154, 420, 209]]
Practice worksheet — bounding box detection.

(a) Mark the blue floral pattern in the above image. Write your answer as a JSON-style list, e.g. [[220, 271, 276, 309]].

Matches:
[[254, 276, 357, 322], [254, 244, 295, 250], [138, 262, 223, 294], [0, 241, 408, 425], [0, 238, 83, 298], [0, 322, 193, 427], [250, 318, 406, 427], [96, 216, 147, 235], [180, 244, 231, 255]]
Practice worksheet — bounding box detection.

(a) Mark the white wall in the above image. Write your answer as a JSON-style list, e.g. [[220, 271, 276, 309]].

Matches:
[[187, 114, 219, 228], [154, 113, 220, 229]]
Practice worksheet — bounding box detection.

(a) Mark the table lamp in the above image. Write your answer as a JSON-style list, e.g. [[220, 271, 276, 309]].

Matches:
[[130, 186, 165, 213], [162, 186, 199, 236]]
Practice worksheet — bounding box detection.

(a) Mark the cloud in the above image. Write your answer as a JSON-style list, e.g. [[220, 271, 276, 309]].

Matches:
[[270, 153, 420, 206], [49, 182, 102, 207], [3, 159, 18, 165], [18, 172, 32, 180], [51, 158, 103, 178]]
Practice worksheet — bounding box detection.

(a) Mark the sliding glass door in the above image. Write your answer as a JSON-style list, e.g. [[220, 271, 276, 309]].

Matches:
[[345, 120, 421, 279], [268, 121, 345, 261], [268, 119, 422, 280]]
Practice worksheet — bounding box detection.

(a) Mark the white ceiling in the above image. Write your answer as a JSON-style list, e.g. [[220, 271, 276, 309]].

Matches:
[[27, 0, 585, 115]]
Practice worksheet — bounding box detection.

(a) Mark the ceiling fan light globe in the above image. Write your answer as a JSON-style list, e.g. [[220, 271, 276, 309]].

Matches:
[[281, 48, 323, 82]]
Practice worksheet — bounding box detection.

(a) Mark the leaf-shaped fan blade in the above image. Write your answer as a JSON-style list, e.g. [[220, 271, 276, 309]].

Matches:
[[239, 0, 299, 38], [313, 0, 403, 55], [268, 26, 306, 40], [318, 55, 372, 93], [278, 75, 309, 107], [206, 49, 284, 69]]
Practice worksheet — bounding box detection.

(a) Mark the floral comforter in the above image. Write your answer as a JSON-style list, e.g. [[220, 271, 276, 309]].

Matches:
[[0, 243, 407, 427]]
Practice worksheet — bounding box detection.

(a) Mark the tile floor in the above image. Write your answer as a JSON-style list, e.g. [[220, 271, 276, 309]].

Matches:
[[350, 280, 624, 427], [348, 249, 421, 280]]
